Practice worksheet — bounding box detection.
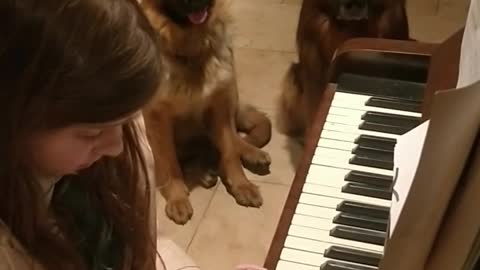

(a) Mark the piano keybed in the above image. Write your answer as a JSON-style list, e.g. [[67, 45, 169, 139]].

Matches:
[[274, 75, 424, 270]]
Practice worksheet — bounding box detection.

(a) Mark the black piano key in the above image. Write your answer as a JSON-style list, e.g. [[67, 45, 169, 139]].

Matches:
[[359, 121, 410, 135], [349, 155, 394, 170], [330, 226, 386, 246], [321, 260, 377, 270], [342, 183, 392, 200], [345, 171, 393, 188], [353, 143, 394, 155], [352, 145, 393, 160], [354, 135, 396, 150], [324, 245, 382, 267], [365, 96, 422, 113], [361, 111, 421, 129], [337, 201, 389, 220], [333, 212, 388, 232]]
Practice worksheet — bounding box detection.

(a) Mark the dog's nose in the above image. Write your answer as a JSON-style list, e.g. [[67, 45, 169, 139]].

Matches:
[[184, 0, 210, 10], [342, 0, 367, 10]]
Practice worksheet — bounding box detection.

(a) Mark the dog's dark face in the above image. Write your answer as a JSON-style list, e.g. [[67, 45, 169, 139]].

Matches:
[[154, 0, 215, 26], [324, 0, 389, 21]]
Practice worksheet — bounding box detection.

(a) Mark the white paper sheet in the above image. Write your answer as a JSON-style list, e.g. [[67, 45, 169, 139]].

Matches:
[[389, 120, 430, 238], [457, 0, 479, 88]]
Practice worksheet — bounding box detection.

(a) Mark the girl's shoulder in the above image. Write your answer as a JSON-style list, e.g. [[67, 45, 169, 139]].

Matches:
[[0, 221, 44, 270]]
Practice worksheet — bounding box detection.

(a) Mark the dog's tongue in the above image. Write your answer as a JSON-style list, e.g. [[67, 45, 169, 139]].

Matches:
[[187, 9, 208, 24]]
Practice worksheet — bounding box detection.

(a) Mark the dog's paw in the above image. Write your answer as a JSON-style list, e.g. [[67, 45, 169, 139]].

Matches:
[[199, 172, 219, 189], [165, 198, 194, 225], [241, 149, 271, 176], [230, 182, 263, 208]]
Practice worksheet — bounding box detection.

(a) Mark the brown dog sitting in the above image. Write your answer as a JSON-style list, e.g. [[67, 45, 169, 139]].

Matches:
[[277, 0, 410, 142], [141, 0, 272, 225]]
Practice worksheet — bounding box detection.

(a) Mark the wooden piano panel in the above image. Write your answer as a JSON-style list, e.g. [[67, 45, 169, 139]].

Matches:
[[263, 29, 464, 270]]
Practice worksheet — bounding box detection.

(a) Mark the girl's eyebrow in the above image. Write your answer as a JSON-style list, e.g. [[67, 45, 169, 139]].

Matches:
[[79, 112, 141, 128]]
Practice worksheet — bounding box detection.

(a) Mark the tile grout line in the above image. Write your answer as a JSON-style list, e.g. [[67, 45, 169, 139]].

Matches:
[[185, 183, 220, 252]]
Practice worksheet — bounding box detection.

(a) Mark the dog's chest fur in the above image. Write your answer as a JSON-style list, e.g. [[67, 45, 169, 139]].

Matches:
[[154, 15, 236, 106]]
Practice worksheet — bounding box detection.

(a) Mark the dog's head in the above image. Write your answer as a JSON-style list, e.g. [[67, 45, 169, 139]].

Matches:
[[321, 0, 396, 21], [151, 0, 215, 26]]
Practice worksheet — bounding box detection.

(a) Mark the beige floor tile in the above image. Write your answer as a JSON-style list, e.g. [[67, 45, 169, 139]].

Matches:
[[187, 182, 290, 270], [407, 0, 468, 43], [156, 187, 217, 250], [281, 0, 302, 5], [438, 0, 470, 20], [408, 13, 466, 43], [407, 0, 439, 16], [230, 0, 300, 52], [235, 48, 297, 112]]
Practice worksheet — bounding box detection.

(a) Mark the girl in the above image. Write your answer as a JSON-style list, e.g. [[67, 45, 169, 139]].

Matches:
[[0, 0, 197, 269], [0, 0, 266, 269]]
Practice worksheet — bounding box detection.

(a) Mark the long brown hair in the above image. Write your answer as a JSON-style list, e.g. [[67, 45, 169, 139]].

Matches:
[[0, 0, 161, 269]]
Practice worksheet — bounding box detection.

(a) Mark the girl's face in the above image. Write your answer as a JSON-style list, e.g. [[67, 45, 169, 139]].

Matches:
[[29, 112, 141, 178]]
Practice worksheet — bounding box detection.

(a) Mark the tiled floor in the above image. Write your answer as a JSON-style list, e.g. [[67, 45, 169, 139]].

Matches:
[[156, 0, 470, 269]]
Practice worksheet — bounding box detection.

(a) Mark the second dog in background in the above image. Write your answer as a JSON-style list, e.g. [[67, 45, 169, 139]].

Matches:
[[277, 0, 410, 142], [141, 0, 272, 225]]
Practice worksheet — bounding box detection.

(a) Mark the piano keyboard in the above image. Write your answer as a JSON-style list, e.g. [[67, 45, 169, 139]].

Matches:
[[275, 90, 422, 270]]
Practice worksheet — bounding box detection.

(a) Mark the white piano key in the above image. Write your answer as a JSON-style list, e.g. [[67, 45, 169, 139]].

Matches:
[[299, 193, 342, 209], [317, 138, 357, 151], [314, 147, 351, 158], [331, 93, 422, 117], [292, 214, 332, 230], [295, 203, 339, 219], [276, 260, 318, 270], [306, 173, 345, 188], [280, 249, 374, 269], [320, 130, 369, 143], [326, 114, 361, 126], [312, 154, 394, 176], [299, 192, 390, 209], [284, 235, 330, 254], [289, 225, 384, 252], [280, 248, 326, 267], [302, 183, 391, 207], [323, 122, 400, 140], [331, 102, 421, 118], [308, 164, 350, 182]]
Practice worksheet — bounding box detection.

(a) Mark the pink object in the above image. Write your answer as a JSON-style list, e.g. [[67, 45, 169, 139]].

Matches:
[[235, 264, 267, 270]]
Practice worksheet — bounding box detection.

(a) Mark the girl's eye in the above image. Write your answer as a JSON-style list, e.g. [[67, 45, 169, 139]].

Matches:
[[79, 130, 103, 140]]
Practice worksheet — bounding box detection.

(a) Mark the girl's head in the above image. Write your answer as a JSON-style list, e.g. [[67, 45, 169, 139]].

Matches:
[[0, 0, 161, 269], [1, 0, 160, 178]]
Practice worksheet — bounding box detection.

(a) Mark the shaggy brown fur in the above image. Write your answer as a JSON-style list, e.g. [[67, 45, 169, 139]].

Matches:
[[277, 0, 410, 142], [141, 0, 272, 225]]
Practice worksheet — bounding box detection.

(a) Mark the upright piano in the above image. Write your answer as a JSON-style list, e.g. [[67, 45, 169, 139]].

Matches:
[[263, 26, 467, 270]]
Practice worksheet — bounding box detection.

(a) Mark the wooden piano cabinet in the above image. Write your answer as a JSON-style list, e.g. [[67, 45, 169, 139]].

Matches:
[[263, 28, 465, 270], [422, 28, 464, 120]]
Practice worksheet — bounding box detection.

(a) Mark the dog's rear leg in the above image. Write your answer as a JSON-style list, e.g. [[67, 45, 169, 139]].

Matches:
[[208, 95, 263, 207], [236, 105, 272, 175], [276, 63, 306, 142], [236, 104, 272, 148], [144, 104, 193, 225]]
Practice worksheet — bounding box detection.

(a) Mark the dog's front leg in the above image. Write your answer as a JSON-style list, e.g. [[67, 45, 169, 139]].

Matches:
[[144, 103, 193, 225], [207, 93, 263, 208]]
